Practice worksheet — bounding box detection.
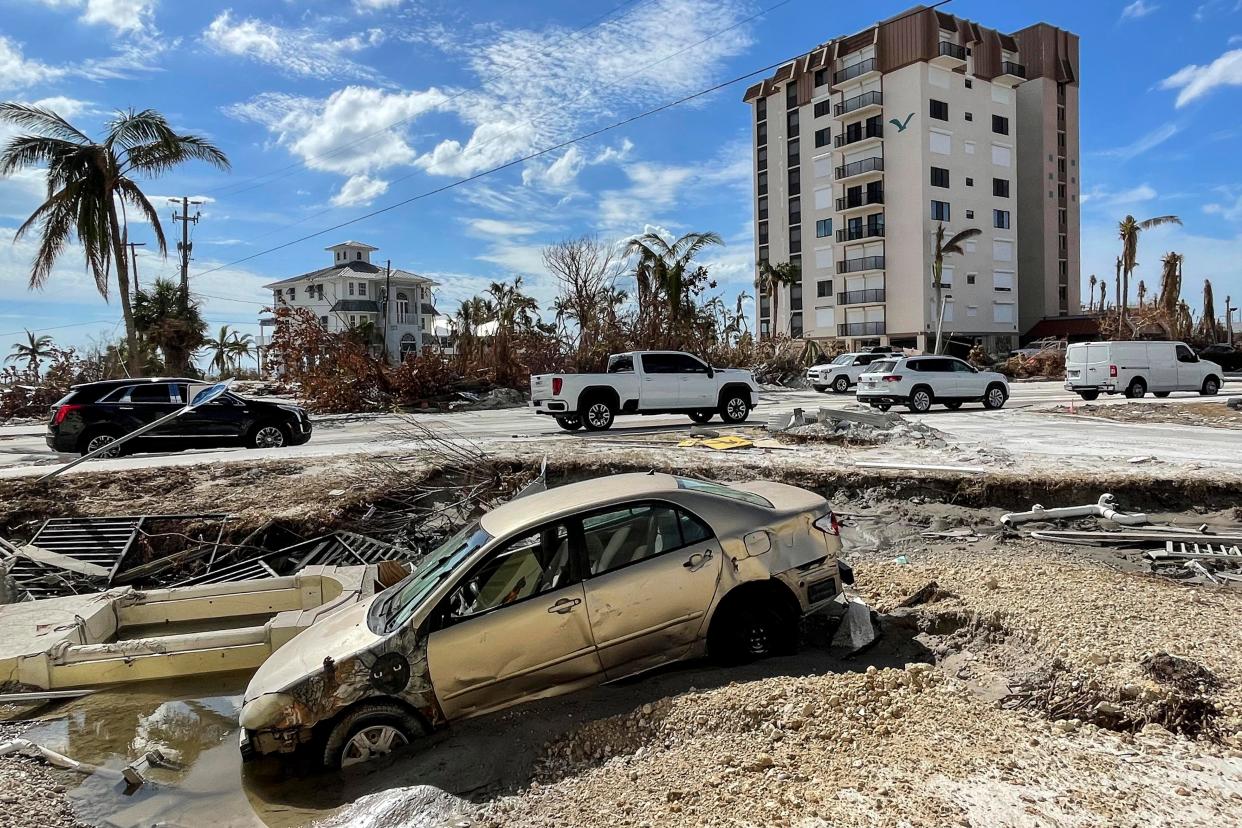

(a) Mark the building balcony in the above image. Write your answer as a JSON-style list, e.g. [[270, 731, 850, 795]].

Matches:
[[835, 90, 883, 118], [836, 225, 885, 242], [836, 190, 885, 212], [837, 288, 886, 305], [839, 321, 886, 337], [931, 40, 966, 69], [996, 61, 1026, 87], [834, 123, 882, 149], [832, 58, 879, 89], [837, 255, 885, 274], [834, 156, 884, 182]]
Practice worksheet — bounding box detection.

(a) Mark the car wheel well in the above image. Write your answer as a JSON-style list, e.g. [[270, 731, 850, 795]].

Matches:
[[579, 386, 620, 410], [707, 579, 800, 661], [716, 382, 752, 408], [315, 695, 433, 748], [1203, 375, 1221, 394]]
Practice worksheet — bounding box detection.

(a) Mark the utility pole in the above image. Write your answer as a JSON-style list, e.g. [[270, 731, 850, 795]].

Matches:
[[1226, 295, 1234, 344], [126, 241, 146, 293], [170, 197, 202, 311]]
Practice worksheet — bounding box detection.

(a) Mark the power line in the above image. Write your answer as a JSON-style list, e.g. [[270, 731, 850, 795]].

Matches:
[[204, 0, 661, 199], [0, 319, 119, 338]]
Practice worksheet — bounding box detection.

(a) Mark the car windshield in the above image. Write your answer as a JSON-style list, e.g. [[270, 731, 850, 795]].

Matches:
[[676, 477, 772, 508], [866, 360, 898, 374], [367, 522, 492, 635], [832, 355, 853, 365]]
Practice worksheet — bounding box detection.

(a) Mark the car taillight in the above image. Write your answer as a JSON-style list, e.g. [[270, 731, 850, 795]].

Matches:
[[52, 404, 83, 425], [1109, 365, 1118, 378], [881, 375, 902, 383], [552, 378, 563, 396], [813, 512, 841, 536]]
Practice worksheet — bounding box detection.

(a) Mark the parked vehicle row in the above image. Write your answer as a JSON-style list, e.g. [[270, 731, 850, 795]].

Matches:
[[531, 351, 760, 431], [1064, 341, 1222, 400]]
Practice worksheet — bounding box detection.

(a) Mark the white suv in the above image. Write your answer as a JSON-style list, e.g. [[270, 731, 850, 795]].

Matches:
[[806, 352, 895, 393], [857, 356, 1010, 413]]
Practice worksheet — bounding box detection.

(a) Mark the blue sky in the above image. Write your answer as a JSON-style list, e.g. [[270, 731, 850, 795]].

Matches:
[[1, 0, 1241, 354]]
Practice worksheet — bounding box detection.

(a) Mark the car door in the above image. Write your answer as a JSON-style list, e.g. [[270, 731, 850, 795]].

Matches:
[[175, 385, 247, 438], [913, 358, 957, 398], [123, 383, 183, 438], [638, 353, 680, 408], [579, 501, 723, 679], [1174, 343, 1204, 390], [950, 358, 987, 399], [672, 353, 716, 408], [1147, 343, 1178, 391], [425, 520, 602, 719]]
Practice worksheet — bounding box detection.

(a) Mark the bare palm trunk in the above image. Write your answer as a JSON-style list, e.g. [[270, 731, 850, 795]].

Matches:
[[769, 285, 779, 339], [107, 194, 141, 377], [934, 286, 946, 355]]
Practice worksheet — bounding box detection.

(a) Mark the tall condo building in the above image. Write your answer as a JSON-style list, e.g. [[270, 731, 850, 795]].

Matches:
[[743, 5, 1080, 352]]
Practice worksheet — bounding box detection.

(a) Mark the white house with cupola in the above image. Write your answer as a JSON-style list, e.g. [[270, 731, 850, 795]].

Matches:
[[260, 241, 443, 363]]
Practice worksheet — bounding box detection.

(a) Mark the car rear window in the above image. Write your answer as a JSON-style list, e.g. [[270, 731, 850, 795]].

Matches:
[[607, 354, 634, 373], [676, 477, 772, 508], [867, 360, 897, 373]]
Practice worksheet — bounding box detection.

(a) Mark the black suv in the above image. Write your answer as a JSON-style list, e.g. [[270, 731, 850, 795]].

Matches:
[[46, 378, 312, 457]]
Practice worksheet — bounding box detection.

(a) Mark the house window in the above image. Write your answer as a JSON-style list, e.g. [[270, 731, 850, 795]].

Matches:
[[396, 291, 409, 323], [929, 99, 948, 121], [967, 273, 976, 285], [358, 282, 367, 297], [816, 218, 832, 238], [965, 209, 974, 219], [349, 315, 357, 326], [931, 200, 951, 221], [930, 167, 950, 188], [966, 177, 974, 187], [356, 251, 363, 260], [813, 100, 830, 118], [348, 282, 355, 296], [994, 209, 1010, 229], [992, 115, 1009, 135], [287, 287, 296, 299], [964, 112, 973, 122], [816, 280, 833, 298], [993, 178, 1010, 198], [814, 127, 830, 148], [965, 78, 973, 89], [273, 291, 282, 304], [320, 316, 329, 327]]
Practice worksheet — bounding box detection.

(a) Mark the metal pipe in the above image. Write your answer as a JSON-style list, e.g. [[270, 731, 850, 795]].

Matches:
[[1001, 494, 1148, 527]]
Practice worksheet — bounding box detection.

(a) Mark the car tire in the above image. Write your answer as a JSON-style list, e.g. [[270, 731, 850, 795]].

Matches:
[[321, 703, 425, 769], [1124, 378, 1147, 399], [580, 398, 615, 431], [873, 403, 891, 412], [1153, 391, 1171, 398], [689, 411, 714, 424], [982, 384, 1008, 410], [831, 375, 850, 394], [80, 430, 123, 458], [1078, 391, 1100, 401], [248, 421, 289, 449], [1201, 377, 1220, 396], [719, 391, 751, 424], [711, 604, 795, 666], [907, 386, 933, 414], [943, 401, 963, 410], [555, 415, 583, 431], [812, 385, 828, 393]]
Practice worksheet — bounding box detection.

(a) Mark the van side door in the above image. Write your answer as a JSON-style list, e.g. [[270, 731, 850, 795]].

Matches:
[[1147, 343, 1178, 391]]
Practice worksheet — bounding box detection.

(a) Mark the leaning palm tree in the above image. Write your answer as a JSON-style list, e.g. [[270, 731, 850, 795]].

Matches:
[[203, 325, 236, 377], [1088, 274, 1097, 312], [0, 104, 230, 377], [932, 222, 982, 354], [1117, 214, 1181, 330], [6, 330, 55, 375]]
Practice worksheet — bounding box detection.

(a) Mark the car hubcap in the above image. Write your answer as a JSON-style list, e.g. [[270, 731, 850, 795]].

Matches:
[[588, 404, 610, 426], [255, 426, 285, 448], [87, 435, 118, 457], [341, 725, 407, 767], [727, 399, 747, 419], [834, 378, 847, 390], [745, 621, 769, 655], [915, 392, 929, 410], [1208, 381, 1218, 393], [989, 389, 1004, 407]]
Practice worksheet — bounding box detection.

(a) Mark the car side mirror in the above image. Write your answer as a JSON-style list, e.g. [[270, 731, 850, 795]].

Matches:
[[706, 366, 715, 378]]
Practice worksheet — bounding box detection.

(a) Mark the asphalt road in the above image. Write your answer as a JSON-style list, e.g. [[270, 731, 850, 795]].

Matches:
[[1, 379, 1239, 479]]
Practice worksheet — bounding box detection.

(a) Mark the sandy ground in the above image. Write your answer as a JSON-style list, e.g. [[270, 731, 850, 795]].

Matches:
[[1047, 400, 1242, 429]]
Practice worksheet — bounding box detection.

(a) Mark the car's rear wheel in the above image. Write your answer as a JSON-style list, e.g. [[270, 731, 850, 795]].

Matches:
[[719, 391, 751, 424], [1124, 378, 1147, 399], [872, 403, 891, 412], [82, 431, 122, 458], [580, 399, 615, 431], [711, 605, 795, 665], [555, 415, 582, 431], [248, 422, 288, 449], [1154, 391, 1171, 398], [1078, 391, 1100, 401], [812, 385, 827, 393], [943, 401, 963, 410], [907, 387, 933, 413], [689, 411, 714, 424], [1201, 377, 1220, 396], [983, 384, 1008, 410], [832, 375, 850, 393], [321, 703, 425, 769]]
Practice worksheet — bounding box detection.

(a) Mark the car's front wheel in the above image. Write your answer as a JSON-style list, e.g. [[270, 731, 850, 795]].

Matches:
[[1201, 377, 1220, 396], [248, 422, 289, 449], [832, 375, 850, 393], [321, 703, 425, 769], [719, 391, 751, 424], [983, 384, 1008, 410]]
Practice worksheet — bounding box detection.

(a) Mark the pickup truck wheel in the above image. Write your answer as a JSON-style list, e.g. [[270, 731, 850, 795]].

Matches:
[[689, 411, 714, 424], [581, 401, 615, 431], [554, 415, 582, 431], [719, 392, 751, 424], [831, 375, 850, 393]]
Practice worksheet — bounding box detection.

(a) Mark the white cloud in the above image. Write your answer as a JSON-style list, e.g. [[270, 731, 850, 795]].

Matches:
[[0, 36, 66, 92], [1080, 183, 1158, 207], [354, 0, 403, 10], [331, 175, 389, 206], [1121, 0, 1158, 20], [203, 11, 380, 80], [466, 218, 545, 237], [1204, 187, 1242, 221], [1159, 48, 1242, 107], [33, 0, 159, 34], [1099, 123, 1180, 160]]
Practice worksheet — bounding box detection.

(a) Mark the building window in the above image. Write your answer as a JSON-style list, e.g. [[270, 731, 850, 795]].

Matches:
[[967, 273, 976, 285], [757, 146, 767, 171], [930, 167, 950, 188], [756, 97, 766, 121], [787, 138, 800, 163], [992, 115, 1009, 135], [816, 218, 832, 238], [757, 123, 767, 146], [965, 209, 974, 219], [356, 251, 362, 260], [758, 222, 769, 245], [757, 196, 768, 220], [931, 200, 951, 221], [358, 282, 367, 296], [813, 100, 830, 118], [787, 110, 799, 136], [757, 172, 768, 195], [786, 84, 798, 109], [274, 291, 282, 304], [791, 283, 803, 311], [814, 127, 830, 148], [993, 178, 1010, 198], [758, 246, 769, 264], [788, 168, 800, 195], [790, 225, 802, 253], [993, 209, 1010, 229], [929, 99, 948, 121], [396, 291, 409, 323], [348, 282, 355, 296], [966, 177, 974, 187], [816, 280, 833, 298], [965, 112, 973, 121], [788, 196, 801, 222], [349, 315, 357, 326], [814, 68, 827, 86], [965, 78, 973, 89], [320, 316, 329, 327], [790, 312, 803, 338]]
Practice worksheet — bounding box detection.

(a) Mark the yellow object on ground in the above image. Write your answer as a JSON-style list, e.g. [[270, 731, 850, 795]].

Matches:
[[677, 435, 754, 450]]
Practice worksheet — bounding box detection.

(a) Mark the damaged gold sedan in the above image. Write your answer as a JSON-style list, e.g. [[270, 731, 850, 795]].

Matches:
[[239, 473, 848, 768]]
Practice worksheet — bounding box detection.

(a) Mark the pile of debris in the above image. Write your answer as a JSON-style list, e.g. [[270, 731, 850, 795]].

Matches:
[[771, 406, 947, 447], [1003, 494, 1242, 588]]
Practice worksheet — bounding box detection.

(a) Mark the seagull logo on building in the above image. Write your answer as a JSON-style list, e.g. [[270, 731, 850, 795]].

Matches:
[[889, 113, 915, 132]]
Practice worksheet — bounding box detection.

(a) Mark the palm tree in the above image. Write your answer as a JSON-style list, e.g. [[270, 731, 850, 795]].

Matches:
[[756, 260, 800, 339], [1100, 281, 1108, 310], [1088, 274, 1097, 312], [1158, 252, 1183, 319], [133, 277, 206, 375], [1117, 214, 1182, 330], [203, 325, 236, 377], [1137, 280, 1147, 309], [0, 104, 230, 377], [932, 222, 982, 354], [227, 331, 255, 373], [1199, 279, 1221, 344], [6, 330, 55, 375], [625, 231, 723, 338]]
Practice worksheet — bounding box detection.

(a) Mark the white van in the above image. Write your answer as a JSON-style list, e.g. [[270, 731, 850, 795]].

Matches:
[[1064, 341, 1223, 400]]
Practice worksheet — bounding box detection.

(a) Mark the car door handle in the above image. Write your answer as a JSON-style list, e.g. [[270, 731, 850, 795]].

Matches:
[[547, 597, 581, 614], [119, 406, 134, 410], [683, 550, 714, 570]]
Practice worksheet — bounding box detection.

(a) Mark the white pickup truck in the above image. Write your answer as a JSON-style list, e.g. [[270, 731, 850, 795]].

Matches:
[[530, 351, 760, 431]]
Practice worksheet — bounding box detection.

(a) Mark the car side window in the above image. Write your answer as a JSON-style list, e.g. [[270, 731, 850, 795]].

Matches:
[[852, 356, 873, 366], [951, 360, 976, 373], [442, 523, 572, 622], [1176, 345, 1197, 363], [583, 503, 712, 576], [607, 354, 634, 373], [129, 384, 172, 403], [672, 354, 709, 373], [640, 354, 677, 374]]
